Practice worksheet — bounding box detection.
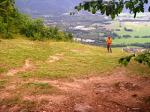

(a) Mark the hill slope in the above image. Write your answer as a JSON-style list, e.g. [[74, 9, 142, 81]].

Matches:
[[0, 37, 125, 78], [0, 37, 150, 111]]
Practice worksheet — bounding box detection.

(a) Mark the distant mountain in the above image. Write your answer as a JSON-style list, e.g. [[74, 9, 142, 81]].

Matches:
[[15, 0, 81, 16]]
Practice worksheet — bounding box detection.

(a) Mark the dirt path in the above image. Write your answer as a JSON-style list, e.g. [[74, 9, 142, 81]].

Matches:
[[0, 68, 150, 112], [0, 53, 63, 77], [47, 53, 64, 63], [0, 59, 35, 76]]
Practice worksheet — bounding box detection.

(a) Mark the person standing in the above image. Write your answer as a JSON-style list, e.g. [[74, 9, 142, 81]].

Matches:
[[106, 35, 112, 53]]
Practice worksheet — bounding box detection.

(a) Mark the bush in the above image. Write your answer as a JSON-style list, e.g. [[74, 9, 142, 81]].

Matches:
[[119, 54, 135, 66], [142, 36, 150, 38], [124, 27, 133, 32], [135, 52, 150, 67], [19, 15, 73, 41], [119, 50, 150, 67], [0, 12, 73, 41], [134, 36, 140, 38], [123, 35, 131, 38], [0, 17, 5, 33], [0, 17, 13, 38], [20, 18, 44, 40]]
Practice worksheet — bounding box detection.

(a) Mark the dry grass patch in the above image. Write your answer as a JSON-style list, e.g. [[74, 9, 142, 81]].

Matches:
[[19, 82, 60, 95], [0, 80, 7, 89]]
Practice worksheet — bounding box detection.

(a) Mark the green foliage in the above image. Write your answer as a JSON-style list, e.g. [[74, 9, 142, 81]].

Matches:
[[0, 1, 15, 38], [19, 16, 73, 41], [119, 54, 135, 66], [0, 10, 73, 40], [119, 50, 150, 67], [0, 0, 16, 38], [0, 17, 6, 33], [76, 0, 150, 19], [135, 51, 150, 67], [0, 0, 15, 17]]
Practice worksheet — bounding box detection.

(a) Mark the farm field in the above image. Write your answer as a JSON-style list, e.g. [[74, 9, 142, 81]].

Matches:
[[112, 21, 150, 45], [113, 22, 150, 37], [113, 38, 150, 44]]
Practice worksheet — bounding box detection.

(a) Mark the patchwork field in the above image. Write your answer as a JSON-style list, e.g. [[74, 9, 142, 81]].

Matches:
[[113, 22, 150, 37], [112, 21, 150, 45], [113, 38, 150, 44]]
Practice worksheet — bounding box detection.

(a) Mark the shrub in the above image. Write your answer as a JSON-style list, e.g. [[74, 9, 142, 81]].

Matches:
[[135, 52, 150, 67], [0, 12, 73, 41], [119, 50, 150, 67], [19, 16, 73, 41], [123, 35, 131, 38]]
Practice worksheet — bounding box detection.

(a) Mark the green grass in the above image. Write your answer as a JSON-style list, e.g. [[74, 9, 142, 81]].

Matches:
[[127, 61, 150, 77], [112, 21, 150, 44], [113, 22, 150, 37], [0, 37, 127, 79], [113, 38, 150, 44]]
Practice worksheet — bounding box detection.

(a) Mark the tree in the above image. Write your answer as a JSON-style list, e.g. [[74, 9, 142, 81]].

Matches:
[[0, 0, 16, 38], [119, 51, 150, 67], [75, 0, 150, 19], [0, 0, 15, 16]]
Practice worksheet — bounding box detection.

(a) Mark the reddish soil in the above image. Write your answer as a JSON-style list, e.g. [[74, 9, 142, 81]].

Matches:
[[0, 67, 150, 112]]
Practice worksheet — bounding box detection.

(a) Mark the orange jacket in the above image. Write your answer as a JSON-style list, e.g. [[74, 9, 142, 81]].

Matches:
[[106, 37, 112, 45]]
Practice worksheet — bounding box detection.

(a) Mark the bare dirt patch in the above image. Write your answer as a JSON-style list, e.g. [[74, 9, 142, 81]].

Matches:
[[0, 68, 150, 112], [71, 49, 91, 54], [47, 53, 64, 63]]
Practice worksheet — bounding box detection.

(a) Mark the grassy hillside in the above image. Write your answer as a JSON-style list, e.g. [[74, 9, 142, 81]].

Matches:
[[0, 36, 126, 78], [0, 36, 150, 79], [0, 36, 150, 111]]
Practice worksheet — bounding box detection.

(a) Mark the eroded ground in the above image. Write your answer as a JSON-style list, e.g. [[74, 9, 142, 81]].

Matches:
[[0, 62, 150, 112]]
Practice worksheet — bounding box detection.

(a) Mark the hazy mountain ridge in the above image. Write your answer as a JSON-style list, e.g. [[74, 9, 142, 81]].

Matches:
[[16, 0, 81, 16], [16, 0, 150, 17]]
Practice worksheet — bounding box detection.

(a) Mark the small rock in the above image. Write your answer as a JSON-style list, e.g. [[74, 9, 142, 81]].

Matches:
[[74, 103, 94, 112], [1, 105, 7, 110], [132, 94, 138, 98], [131, 107, 142, 112]]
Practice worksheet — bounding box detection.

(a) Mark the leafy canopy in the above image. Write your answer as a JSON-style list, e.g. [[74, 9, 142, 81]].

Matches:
[[0, 0, 16, 19], [75, 0, 150, 19]]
